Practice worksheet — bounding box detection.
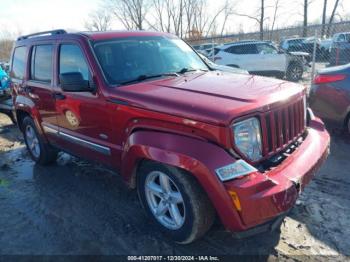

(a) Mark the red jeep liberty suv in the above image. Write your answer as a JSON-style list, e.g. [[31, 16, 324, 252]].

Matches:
[[10, 30, 330, 244]]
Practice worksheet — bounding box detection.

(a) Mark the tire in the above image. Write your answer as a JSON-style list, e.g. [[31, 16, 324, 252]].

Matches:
[[137, 161, 215, 244], [346, 115, 350, 134], [22, 117, 58, 165], [286, 63, 303, 82]]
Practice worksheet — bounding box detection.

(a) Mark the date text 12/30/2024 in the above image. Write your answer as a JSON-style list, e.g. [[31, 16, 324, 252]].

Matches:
[[127, 256, 220, 261]]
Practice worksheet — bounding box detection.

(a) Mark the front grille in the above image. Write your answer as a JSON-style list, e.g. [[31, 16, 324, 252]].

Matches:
[[261, 98, 305, 157]]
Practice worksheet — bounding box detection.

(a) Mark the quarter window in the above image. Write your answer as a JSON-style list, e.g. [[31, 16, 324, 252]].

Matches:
[[59, 44, 89, 81], [11, 46, 27, 80], [31, 45, 53, 83]]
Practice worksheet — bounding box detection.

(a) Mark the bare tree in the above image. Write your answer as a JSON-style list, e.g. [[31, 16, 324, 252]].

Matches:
[[321, 0, 327, 37], [147, 0, 172, 32], [0, 39, 13, 61], [0, 30, 16, 61], [269, 0, 282, 39], [203, 0, 234, 37], [147, 0, 186, 37], [260, 0, 265, 40], [106, 0, 149, 30], [234, 0, 265, 40], [85, 9, 112, 31], [220, 0, 235, 36], [184, 0, 196, 36], [191, 0, 209, 37], [187, 0, 229, 38], [326, 0, 341, 37], [171, 0, 185, 37], [302, 0, 308, 37]]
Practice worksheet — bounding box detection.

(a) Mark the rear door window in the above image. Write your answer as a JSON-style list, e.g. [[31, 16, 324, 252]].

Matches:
[[11, 46, 27, 80], [225, 44, 258, 55], [31, 45, 53, 83]]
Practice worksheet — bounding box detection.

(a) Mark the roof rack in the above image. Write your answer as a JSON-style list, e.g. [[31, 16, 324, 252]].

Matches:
[[17, 29, 67, 41]]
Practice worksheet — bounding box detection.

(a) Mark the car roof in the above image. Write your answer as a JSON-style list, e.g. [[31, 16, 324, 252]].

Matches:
[[217, 40, 271, 49], [284, 37, 306, 42], [334, 32, 350, 36], [15, 29, 176, 45]]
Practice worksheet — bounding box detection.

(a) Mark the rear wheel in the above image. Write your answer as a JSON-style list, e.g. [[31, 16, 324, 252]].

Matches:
[[286, 63, 303, 82], [22, 117, 58, 165], [137, 161, 215, 244]]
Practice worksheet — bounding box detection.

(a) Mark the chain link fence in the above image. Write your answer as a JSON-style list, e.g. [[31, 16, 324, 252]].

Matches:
[[187, 21, 350, 86]]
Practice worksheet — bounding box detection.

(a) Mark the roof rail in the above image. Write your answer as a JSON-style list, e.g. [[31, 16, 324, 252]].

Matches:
[[17, 29, 67, 41]]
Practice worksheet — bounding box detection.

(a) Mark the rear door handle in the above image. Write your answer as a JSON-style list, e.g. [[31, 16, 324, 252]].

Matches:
[[53, 92, 66, 100]]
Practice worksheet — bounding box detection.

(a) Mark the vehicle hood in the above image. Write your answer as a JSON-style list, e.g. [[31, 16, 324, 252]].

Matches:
[[110, 71, 305, 126]]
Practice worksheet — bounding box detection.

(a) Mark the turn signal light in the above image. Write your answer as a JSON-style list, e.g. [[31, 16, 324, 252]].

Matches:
[[313, 74, 346, 84], [228, 191, 242, 211]]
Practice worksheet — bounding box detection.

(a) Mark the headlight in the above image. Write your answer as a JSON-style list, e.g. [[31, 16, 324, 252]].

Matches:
[[232, 117, 262, 162]]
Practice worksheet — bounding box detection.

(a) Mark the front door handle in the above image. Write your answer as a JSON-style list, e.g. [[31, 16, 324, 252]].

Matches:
[[24, 86, 39, 99], [24, 86, 32, 93], [53, 92, 66, 100]]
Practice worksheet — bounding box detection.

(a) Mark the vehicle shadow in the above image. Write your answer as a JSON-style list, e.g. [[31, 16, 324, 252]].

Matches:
[[287, 129, 350, 255], [10, 156, 280, 256]]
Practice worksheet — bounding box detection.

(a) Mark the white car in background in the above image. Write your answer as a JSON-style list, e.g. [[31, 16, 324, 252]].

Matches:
[[212, 41, 305, 81], [192, 43, 217, 56]]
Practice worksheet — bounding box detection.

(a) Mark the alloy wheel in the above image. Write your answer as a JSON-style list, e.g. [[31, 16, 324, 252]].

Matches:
[[290, 66, 302, 81], [25, 125, 40, 158], [144, 171, 185, 230]]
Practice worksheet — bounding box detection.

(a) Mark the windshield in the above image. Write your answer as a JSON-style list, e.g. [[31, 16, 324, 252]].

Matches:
[[93, 36, 208, 86]]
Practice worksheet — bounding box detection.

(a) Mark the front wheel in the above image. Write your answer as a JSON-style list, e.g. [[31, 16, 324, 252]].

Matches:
[[286, 63, 303, 82], [137, 161, 215, 244]]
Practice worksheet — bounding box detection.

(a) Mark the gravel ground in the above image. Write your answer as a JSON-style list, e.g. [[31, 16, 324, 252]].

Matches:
[[0, 112, 349, 260]]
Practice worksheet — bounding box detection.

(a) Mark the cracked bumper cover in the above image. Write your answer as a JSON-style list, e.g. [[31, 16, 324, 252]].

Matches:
[[221, 116, 330, 232]]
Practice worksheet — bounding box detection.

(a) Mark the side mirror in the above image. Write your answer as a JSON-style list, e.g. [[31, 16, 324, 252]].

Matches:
[[59, 72, 93, 92]]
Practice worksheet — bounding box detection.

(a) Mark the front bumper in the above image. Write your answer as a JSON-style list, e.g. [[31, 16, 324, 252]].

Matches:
[[218, 116, 330, 232]]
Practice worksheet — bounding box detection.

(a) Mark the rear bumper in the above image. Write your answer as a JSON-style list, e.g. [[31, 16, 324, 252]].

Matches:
[[219, 117, 330, 232]]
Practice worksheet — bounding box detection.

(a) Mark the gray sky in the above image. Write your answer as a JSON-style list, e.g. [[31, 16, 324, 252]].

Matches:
[[0, 0, 349, 38]]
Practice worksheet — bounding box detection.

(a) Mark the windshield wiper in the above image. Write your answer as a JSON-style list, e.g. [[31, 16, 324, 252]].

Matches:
[[177, 68, 208, 74], [118, 72, 179, 86]]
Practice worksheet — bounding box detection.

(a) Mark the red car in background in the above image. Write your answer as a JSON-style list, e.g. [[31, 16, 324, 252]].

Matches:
[[9, 30, 329, 243], [309, 64, 350, 133]]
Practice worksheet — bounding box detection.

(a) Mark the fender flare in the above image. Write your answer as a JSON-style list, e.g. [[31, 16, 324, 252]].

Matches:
[[121, 130, 245, 231], [14, 95, 46, 139]]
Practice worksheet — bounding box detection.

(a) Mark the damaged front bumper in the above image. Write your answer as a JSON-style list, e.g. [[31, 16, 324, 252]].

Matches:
[[221, 116, 330, 233]]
